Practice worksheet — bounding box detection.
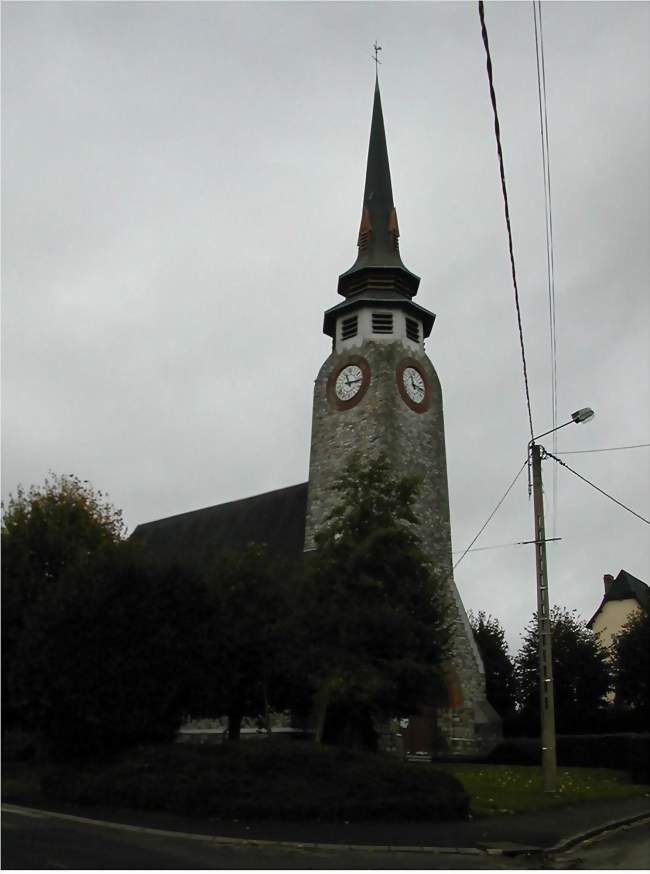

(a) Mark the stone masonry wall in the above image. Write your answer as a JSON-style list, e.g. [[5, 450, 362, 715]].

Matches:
[[305, 338, 501, 755]]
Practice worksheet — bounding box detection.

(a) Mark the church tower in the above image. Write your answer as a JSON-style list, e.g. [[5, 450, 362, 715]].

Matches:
[[304, 77, 500, 756]]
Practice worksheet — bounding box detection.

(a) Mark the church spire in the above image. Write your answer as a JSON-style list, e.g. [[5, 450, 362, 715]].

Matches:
[[337, 76, 420, 299]]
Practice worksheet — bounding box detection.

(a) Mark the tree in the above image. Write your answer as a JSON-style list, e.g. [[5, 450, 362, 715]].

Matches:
[[11, 544, 209, 757], [3, 473, 209, 756], [612, 609, 650, 721], [198, 544, 300, 742], [515, 606, 611, 734], [468, 611, 516, 717], [2, 474, 126, 728], [305, 453, 452, 748]]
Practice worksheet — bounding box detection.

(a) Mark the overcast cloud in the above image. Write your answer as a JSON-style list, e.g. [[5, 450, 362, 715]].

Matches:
[[2, 1, 648, 652]]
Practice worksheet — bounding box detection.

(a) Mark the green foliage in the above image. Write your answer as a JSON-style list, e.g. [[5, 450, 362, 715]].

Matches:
[[306, 453, 452, 746], [612, 609, 650, 720], [515, 606, 611, 733], [468, 611, 516, 717], [2, 473, 125, 587], [10, 544, 208, 758], [2, 472, 208, 756], [197, 544, 301, 740], [41, 739, 470, 821], [2, 474, 126, 728]]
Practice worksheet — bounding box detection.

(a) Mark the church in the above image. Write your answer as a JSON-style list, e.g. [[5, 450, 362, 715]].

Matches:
[[132, 76, 501, 757]]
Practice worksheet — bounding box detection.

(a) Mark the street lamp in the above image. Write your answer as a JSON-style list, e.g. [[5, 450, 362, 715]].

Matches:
[[529, 407, 594, 793]]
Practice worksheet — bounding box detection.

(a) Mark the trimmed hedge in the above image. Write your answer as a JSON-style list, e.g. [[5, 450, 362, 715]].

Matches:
[[488, 733, 650, 783], [42, 738, 469, 821]]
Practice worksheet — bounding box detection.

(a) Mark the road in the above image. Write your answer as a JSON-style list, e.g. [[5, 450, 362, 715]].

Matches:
[[1, 805, 526, 870], [2, 804, 648, 870]]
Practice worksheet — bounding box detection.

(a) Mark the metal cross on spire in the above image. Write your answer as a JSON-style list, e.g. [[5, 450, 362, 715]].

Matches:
[[372, 41, 382, 75]]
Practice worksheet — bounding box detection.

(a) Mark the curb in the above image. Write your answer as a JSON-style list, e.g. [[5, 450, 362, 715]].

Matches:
[[481, 810, 650, 858], [544, 811, 650, 855], [0, 804, 482, 856]]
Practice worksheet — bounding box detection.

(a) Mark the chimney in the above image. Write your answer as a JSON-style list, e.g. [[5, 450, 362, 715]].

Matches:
[[603, 574, 614, 594]]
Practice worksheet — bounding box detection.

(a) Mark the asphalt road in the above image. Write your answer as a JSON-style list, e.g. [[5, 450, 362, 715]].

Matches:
[[3, 804, 648, 870], [1, 805, 526, 870]]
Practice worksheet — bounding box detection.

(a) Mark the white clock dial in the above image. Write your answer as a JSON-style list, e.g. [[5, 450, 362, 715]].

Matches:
[[403, 366, 425, 404], [335, 364, 364, 401]]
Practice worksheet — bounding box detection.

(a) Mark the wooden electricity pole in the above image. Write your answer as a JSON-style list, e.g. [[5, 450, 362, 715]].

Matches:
[[531, 442, 557, 792]]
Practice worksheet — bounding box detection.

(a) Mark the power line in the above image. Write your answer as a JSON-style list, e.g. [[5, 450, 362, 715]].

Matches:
[[454, 460, 528, 570], [557, 443, 650, 455], [544, 449, 650, 525], [533, 0, 559, 537], [478, 1, 535, 443], [452, 536, 561, 555]]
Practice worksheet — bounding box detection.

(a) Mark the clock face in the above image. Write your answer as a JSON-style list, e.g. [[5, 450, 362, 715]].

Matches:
[[396, 359, 430, 412], [327, 355, 371, 410], [335, 364, 364, 401], [402, 366, 426, 404]]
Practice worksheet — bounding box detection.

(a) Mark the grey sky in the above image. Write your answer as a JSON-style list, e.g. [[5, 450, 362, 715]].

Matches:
[[2, 1, 648, 652]]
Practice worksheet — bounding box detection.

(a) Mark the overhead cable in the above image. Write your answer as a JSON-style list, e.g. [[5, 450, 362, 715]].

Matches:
[[557, 443, 650, 455], [454, 459, 528, 570], [533, 0, 559, 535], [452, 536, 561, 555], [544, 449, 650, 525], [478, 1, 535, 442]]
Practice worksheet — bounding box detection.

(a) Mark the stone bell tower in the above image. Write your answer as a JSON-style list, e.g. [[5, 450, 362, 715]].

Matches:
[[304, 77, 500, 756]]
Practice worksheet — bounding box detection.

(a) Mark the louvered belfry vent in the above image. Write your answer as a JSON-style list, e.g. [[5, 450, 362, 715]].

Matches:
[[372, 312, 393, 334], [341, 315, 358, 340], [406, 317, 420, 342]]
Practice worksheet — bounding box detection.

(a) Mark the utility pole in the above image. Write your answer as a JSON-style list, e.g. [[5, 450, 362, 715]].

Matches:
[[531, 441, 557, 792]]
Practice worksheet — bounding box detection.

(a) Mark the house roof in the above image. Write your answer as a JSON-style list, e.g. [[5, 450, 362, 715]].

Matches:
[[587, 569, 649, 628], [130, 482, 308, 572]]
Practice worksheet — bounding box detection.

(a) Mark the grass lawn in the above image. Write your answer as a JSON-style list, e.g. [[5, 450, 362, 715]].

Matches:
[[436, 763, 650, 817]]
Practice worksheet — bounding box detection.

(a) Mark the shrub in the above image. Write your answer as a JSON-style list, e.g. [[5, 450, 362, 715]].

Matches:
[[487, 734, 650, 782], [42, 739, 470, 821]]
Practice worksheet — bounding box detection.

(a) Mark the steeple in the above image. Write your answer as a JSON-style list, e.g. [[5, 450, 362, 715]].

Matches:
[[337, 77, 421, 300]]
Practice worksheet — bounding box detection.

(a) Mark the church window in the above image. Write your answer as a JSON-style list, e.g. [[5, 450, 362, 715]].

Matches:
[[372, 312, 393, 334], [341, 315, 358, 340], [406, 317, 420, 342]]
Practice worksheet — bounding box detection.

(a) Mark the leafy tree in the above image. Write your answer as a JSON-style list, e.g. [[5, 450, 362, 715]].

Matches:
[[3, 473, 209, 756], [11, 544, 209, 757], [612, 609, 650, 721], [515, 606, 611, 733], [2, 474, 126, 727], [197, 544, 300, 742], [305, 453, 452, 748], [468, 611, 516, 717]]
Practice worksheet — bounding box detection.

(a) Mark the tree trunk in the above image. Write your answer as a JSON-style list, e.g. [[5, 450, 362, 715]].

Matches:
[[262, 678, 272, 736], [313, 680, 332, 744], [227, 712, 242, 742]]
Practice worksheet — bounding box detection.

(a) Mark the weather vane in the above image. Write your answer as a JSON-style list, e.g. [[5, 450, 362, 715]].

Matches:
[[372, 41, 382, 74]]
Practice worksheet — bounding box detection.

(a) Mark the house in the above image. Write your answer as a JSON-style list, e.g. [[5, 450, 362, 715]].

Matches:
[[587, 569, 649, 651]]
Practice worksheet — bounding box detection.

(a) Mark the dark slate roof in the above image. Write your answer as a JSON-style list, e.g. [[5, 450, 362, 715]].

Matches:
[[587, 569, 649, 627], [337, 77, 420, 299], [130, 482, 308, 573]]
